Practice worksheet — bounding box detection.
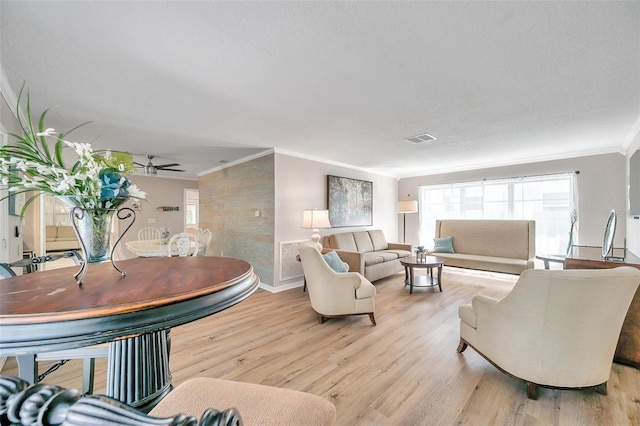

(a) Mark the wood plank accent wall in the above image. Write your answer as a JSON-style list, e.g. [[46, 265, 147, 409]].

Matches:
[[199, 154, 275, 286]]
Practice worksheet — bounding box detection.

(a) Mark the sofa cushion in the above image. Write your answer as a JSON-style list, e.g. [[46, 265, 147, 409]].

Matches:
[[322, 251, 348, 273], [57, 226, 77, 240], [353, 231, 374, 253], [435, 252, 528, 275], [355, 276, 376, 299], [363, 252, 384, 267], [375, 251, 399, 262], [433, 236, 455, 253], [369, 230, 388, 251], [46, 225, 58, 242], [329, 233, 358, 252], [384, 249, 412, 258]]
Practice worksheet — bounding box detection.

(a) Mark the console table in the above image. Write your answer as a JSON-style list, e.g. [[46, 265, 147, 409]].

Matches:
[[565, 245, 640, 368], [0, 256, 260, 411]]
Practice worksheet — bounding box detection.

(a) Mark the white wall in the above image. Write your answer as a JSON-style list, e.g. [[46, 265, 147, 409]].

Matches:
[[1, 97, 23, 264], [626, 129, 640, 257], [274, 152, 398, 288], [399, 153, 627, 251], [118, 175, 199, 258]]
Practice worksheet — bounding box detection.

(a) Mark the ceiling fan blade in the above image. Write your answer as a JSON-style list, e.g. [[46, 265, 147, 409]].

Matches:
[[154, 163, 180, 168], [158, 168, 185, 172], [133, 162, 145, 167]]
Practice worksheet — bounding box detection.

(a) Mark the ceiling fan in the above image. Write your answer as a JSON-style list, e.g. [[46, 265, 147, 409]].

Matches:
[[134, 155, 185, 175]]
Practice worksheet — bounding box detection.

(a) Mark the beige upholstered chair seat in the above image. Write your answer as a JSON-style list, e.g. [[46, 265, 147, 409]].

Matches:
[[149, 377, 336, 425], [457, 267, 640, 399]]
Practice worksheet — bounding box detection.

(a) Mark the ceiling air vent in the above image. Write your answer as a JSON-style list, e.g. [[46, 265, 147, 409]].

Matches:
[[404, 133, 437, 144]]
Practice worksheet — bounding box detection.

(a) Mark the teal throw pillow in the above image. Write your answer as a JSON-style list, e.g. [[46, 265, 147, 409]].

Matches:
[[323, 251, 348, 273], [433, 236, 455, 253]]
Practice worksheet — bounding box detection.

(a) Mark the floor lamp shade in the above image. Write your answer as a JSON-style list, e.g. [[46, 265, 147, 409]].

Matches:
[[397, 200, 418, 213], [397, 200, 418, 243], [302, 209, 332, 250]]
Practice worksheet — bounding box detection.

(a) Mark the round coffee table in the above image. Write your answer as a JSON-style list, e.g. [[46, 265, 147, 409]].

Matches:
[[399, 256, 445, 294]]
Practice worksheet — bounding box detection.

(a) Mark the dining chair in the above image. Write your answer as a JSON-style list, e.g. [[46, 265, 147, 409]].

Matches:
[[2, 374, 337, 426], [1, 251, 108, 394], [167, 232, 199, 257], [196, 228, 212, 256], [138, 227, 161, 241]]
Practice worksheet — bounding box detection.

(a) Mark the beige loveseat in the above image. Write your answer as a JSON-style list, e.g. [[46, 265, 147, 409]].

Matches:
[[433, 219, 535, 274], [46, 225, 81, 252], [322, 229, 412, 282]]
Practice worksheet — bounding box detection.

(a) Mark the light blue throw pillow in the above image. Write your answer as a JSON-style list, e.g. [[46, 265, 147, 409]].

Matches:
[[323, 251, 348, 273], [433, 236, 455, 253]]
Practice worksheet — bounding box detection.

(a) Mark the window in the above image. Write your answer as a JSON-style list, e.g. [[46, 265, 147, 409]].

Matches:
[[184, 189, 199, 229], [418, 173, 577, 256], [44, 195, 73, 226]]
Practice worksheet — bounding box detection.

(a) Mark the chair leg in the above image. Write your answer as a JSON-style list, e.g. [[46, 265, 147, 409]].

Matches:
[[526, 382, 538, 400], [319, 315, 326, 324], [456, 338, 468, 353], [595, 382, 607, 396], [82, 357, 95, 395], [16, 355, 37, 384], [368, 313, 376, 326]]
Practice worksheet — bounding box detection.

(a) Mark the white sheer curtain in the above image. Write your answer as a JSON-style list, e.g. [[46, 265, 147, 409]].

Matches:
[[418, 172, 577, 256]]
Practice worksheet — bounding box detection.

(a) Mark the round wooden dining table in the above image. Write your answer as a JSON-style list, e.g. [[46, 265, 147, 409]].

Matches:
[[0, 256, 259, 411]]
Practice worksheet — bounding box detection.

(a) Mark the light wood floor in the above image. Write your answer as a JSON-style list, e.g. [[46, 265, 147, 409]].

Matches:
[[3, 268, 640, 425]]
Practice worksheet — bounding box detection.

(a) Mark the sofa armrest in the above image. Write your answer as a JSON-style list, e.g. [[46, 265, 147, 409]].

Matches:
[[472, 294, 500, 311], [388, 242, 412, 251], [322, 249, 365, 275]]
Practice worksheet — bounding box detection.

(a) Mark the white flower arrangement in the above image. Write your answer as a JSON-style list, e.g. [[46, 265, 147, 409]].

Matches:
[[0, 87, 146, 215]]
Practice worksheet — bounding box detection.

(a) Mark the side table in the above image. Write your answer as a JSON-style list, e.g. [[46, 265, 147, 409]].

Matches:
[[399, 256, 445, 294]]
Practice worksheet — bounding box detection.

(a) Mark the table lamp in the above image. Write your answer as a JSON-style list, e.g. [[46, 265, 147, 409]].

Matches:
[[302, 209, 332, 250]]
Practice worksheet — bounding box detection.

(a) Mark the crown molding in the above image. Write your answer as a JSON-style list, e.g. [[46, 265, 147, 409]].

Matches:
[[273, 147, 398, 178], [197, 149, 275, 177], [0, 66, 19, 121]]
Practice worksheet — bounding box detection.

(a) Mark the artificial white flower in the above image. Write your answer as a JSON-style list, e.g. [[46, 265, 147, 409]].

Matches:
[[127, 184, 147, 200], [36, 128, 57, 137]]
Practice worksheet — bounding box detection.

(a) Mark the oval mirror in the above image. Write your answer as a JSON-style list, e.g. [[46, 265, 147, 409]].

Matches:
[[602, 210, 616, 258]]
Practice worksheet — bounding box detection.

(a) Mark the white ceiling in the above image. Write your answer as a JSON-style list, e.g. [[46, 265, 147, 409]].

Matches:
[[1, 1, 639, 180]]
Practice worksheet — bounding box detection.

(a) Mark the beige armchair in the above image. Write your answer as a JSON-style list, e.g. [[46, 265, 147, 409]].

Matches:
[[457, 266, 640, 399], [298, 241, 376, 325]]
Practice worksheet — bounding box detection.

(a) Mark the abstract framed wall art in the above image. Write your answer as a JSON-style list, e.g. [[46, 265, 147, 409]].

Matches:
[[327, 175, 373, 227]]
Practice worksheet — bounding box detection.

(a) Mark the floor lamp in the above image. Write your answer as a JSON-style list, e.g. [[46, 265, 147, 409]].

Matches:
[[397, 199, 418, 243]]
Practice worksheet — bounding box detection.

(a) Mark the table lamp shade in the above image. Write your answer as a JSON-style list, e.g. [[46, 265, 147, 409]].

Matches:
[[302, 209, 331, 250], [397, 200, 418, 213]]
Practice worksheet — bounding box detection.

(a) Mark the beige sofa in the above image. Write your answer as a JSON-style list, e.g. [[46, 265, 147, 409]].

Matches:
[[433, 219, 535, 274], [46, 225, 81, 252], [322, 229, 412, 282]]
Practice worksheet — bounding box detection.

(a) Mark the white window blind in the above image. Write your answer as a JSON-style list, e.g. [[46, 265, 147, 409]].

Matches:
[[418, 173, 577, 256]]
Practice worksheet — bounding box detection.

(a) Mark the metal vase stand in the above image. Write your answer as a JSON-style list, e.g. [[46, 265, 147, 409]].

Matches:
[[69, 206, 136, 285]]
